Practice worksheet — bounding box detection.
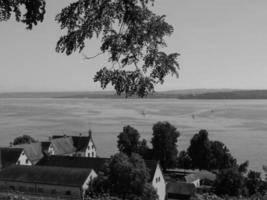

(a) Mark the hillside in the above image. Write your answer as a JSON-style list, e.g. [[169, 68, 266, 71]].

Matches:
[[1, 89, 267, 99]]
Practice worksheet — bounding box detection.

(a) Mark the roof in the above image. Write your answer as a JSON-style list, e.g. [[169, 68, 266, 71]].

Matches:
[[185, 174, 200, 183], [167, 181, 196, 196], [14, 142, 44, 164], [50, 137, 76, 155], [52, 133, 95, 152], [37, 156, 158, 181], [0, 148, 23, 169], [0, 165, 93, 187], [37, 156, 109, 173]]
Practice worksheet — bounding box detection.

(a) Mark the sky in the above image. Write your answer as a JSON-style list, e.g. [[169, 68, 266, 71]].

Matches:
[[0, 0, 267, 92]]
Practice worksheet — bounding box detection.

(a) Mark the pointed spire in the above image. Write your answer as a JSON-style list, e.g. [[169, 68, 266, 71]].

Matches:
[[88, 129, 92, 139]]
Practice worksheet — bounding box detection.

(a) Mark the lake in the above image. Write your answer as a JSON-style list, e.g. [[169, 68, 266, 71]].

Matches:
[[0, 98, 266, 174]]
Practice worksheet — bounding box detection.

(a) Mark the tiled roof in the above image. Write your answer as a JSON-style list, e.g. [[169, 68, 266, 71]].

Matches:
[[0, 148, 23, 169], [0, 165, 93, 187], [37, 156, 158, 181], [50, 137, 76, 155], [37, 156, 109, 173], [14, 142, 44, 164], [167, 181, 196, 196], [52, 134, 95, 152], [185, 174, 200, 183]]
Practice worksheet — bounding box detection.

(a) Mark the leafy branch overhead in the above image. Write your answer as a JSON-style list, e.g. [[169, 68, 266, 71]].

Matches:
[[0, 0, 45, 29], [0, 0, 179, 97], [55, 0, 179, 97]]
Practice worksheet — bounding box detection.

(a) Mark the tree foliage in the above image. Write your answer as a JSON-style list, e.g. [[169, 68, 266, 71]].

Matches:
[[55, 0, 179, 97], [1, 0, 179, 97], [90, 152, 157, 200], [117, 125, 140, 156], [0, 0, 45, 29], [187, 129, 237, 170], [13, 134, 37, 145], [117, 125, 152, 159], [213, 167, 247, 196], [151, 121, 180, 171], [187, 129, 213, 170]]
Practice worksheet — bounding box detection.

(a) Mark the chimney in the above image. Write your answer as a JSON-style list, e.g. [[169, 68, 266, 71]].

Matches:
[[48, 136, 52, 141], [9, 142, 13, 147], [79, 133, 82, 137], [88, 129, 92, 138]]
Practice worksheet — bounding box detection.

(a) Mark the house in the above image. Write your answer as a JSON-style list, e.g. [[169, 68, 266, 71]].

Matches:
[[48, 136, 76, 156], [167, 181, 196, 200], [0, 165, 97, 199], [13, 142, 44, 165], [37, 156, 166, 200], [185, 174, 200, 188], [52, 131, 97, 157], [0, 148, 23, 169]]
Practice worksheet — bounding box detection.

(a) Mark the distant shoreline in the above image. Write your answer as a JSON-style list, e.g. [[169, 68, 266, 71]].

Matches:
[[1, 89, 267, 99]]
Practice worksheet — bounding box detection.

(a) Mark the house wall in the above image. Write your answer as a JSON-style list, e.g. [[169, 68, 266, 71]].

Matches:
[[85, 140, 96, 158], [17, 150, 32, 165], [82, 170, 98, 191], [0, 180, 81, 198], [191, 179, 200, 188], [151, 164, 166, 200], [48, 144, 55, 155]]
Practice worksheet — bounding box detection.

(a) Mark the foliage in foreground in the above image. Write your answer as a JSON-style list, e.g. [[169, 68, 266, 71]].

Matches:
[[0, 0, 179, 97]]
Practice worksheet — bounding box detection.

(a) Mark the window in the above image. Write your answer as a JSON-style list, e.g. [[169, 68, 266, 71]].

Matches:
[[92, 152, 94, 157], [65, 190, 71, 195], [26, 159, 29, 164]]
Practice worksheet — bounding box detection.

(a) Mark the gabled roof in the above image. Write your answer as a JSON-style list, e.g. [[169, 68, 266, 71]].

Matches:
[[0, 165, 93, 187], [50, 137, 76, 155], [14, 143, 44, 164], [37, 156, 109, 173], [52, 133, 95, 152], [0, 148, 23, 169], [37, 156, 158, 181], [185, 174, 200, 183], [167, 181, 196, 196]]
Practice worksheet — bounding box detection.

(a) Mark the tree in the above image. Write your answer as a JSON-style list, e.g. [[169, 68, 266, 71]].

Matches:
[[151, 121, 180, 171], [13, 135, 37, 145], [0, 0, 179, 97], [177, 150, 192, 169], [213, 167, 247, 196], [246, 170, 264, 196], [95, 152, 156, 200], [137, 139, 152, 160], [187, 130, 237, 170], [117, 125, 140, 156], [187, 129, 213, 170], [209, 140, 237, 170], [0, 0, 45, 29]]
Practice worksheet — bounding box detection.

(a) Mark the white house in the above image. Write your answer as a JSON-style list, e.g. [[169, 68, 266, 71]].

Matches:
[[51, 131, 97, 157]]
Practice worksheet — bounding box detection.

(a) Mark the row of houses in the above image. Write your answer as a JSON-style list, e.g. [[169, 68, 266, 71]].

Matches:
[[0, 132, 215, 200], [0, 133, 167, 200], [0, 132, 97, 168]]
